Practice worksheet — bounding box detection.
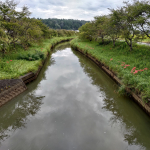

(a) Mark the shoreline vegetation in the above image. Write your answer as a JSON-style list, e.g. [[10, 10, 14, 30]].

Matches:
[[70, 38, 150, 103], [0, 37, 75, 80], [0, 0, 76, 80], [1, 0, 150, 105], [75, 0, 150, 104]]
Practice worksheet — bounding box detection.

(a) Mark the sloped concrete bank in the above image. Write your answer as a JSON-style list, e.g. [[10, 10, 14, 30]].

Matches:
[[0, 39, 72, 107], [71, 46, 150, 116]]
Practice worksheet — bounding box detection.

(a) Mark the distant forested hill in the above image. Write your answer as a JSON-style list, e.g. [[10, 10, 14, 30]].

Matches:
[[39, 18, 89, 30]]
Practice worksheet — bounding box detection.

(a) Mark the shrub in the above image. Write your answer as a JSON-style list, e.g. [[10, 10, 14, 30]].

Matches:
[[17, 50, 44, 61]]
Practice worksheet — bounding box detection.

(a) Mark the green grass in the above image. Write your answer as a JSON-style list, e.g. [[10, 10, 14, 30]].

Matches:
[[0, 36, 74, 80], [141, 38, 150, 43], [119, 35, 150, 43], [71, 38, 150, 101]]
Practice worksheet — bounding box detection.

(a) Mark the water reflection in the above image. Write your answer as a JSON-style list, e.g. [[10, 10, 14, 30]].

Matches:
[[53, 42, 70, 51], [0, 93, 44, 143], [0, 42, 150, 150], [72, 48, 150, 150]]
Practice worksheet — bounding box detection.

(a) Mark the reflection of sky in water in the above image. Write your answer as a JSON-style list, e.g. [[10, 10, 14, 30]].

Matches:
[[0, 45, 150, 150], [52, 48, 72, 57]]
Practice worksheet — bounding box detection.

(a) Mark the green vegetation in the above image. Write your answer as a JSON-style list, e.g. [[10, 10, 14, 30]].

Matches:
[[141, 37, 150, 43], [71, 38, 150, 101], [0, 0, 76, 80], [0, 37, 74, 80], [0, 0, 76, 57], [79, 0, 150, 51], [75, 0, 150, 102], [40, 18, 89, 30]]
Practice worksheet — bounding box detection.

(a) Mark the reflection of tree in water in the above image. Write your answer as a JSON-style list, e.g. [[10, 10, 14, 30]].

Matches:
[[71, 49, 115, 89], [72, 48, 150, 150], [39, 56, 56, 81], [54, 42, 70, 51], [102, 98, 148, 149], [0, 93, 44, 143], [0, 92, 44, 142], [40, 42, 70, 81]]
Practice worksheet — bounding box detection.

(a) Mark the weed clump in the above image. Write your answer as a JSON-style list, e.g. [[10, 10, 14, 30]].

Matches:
[[17, 50, 44, 61]]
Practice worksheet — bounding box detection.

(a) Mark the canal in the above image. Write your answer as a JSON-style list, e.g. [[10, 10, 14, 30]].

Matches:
[[0, 42, 150, 150]]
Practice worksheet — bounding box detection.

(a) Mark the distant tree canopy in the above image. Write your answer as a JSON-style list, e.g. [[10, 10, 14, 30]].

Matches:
[[39, 18, 89, 30]]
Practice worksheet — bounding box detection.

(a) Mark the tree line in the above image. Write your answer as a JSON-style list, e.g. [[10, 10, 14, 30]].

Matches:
[[79, 0, 150, 51], [0, 0, 75, 57], [40, 18, 89, 30]]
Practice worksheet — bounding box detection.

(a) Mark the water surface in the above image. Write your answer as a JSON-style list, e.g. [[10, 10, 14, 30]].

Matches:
[[0, 42, 150, 150]]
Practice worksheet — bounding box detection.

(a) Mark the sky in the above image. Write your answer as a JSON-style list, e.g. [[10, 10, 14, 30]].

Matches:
[[2, 0, 128, 21]]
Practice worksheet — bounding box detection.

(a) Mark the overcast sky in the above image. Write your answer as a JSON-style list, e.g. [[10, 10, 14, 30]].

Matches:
[[3, 0, 130, 21]]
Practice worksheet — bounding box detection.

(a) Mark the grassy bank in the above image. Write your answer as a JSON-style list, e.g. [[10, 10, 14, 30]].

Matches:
[[0, 37, 74, 80], [71, 38, 150, 101]]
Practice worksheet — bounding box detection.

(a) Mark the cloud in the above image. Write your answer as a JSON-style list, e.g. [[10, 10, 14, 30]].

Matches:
[[1, 0, 126, 20]]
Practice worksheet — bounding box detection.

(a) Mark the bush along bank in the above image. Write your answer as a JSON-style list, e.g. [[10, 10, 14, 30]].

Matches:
[[70, 38, 150, 114], [0, 37, 74, 80]]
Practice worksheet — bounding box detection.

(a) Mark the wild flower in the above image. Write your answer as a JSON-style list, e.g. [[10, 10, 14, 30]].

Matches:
[[124, 64, 130, 68], [131, 67, 136, 73], [6, 61, 9, 63], [138, 69, 144, 72], [110, 58, 113, 61], [133, 70, 138, 74], [131, 67, 148, 74], [10, 60, 12, 61]]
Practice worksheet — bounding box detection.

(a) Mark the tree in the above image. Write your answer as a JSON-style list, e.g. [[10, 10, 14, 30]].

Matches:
[[110, 3, 141, 51], [104, 15, 121, 47], [94, 15, 108, 43], [79, 22, 96, 41], [0, 0, 31, 49], [128, 0, 150, 38], [40, 18, 89, 30], [0, 16, 8, 57]]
